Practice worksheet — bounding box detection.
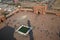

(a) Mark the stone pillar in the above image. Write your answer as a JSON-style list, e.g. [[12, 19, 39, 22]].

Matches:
[[0, 0, 1, 2]]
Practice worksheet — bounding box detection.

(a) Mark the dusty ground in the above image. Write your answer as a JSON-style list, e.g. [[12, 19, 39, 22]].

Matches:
[[0, 11, 60, 40]]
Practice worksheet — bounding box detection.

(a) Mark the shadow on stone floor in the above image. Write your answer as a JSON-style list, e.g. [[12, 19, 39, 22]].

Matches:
[[0, 25, 16, 40], [27, 20, 34, 40]]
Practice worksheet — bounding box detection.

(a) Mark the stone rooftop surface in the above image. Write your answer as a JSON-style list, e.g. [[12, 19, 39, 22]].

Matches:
[[1, 11, 59, 40], [0, 0, 60, 40]]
